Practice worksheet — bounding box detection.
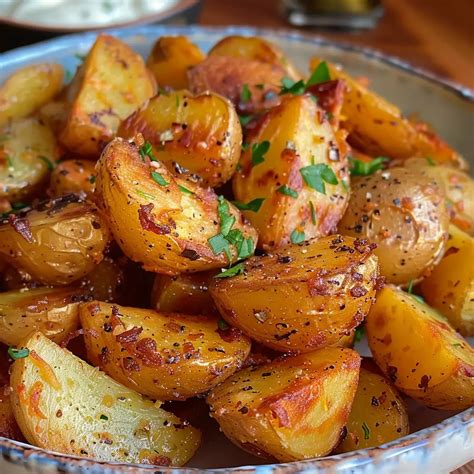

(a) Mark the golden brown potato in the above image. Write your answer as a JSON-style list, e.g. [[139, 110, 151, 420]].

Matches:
[[60, 34, 156, 156], [0, 386, 24, 441], [95, 138, 257, 275], [151, 271, 218, 315], [38, 100, 68, 135], [146, 36, 205, 90], [335, 359, 409, 453], [309, 58, 467, 170], [209, 35, 301, 80], [1, 265, 38, 291], [0, 117, 60, 202], [366, 285, 474, 410], [79, 258, 124, 303], [47, 159, 96, 199], [80, 301, 251, 401], [207, 347, 361, 462], [10, 332, 201, 466], [210, 235, 380, 352], [118, 90, 242, 187], [338, 167, 449, 285], [233, 94, 350, 250], [420, 225, 474, 336], [0, 64, 64, 126], [0, 286, 86, 346], [0, 195, 109, 285]]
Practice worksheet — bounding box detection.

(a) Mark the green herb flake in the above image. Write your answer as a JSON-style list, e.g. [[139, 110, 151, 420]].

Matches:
[[139, 141, 157, 162], [349, 156, 388, 176], [280, 77, 306, 95], [362, 422, 370, 440], [309, 201, 317, 225], [239, 115, 253, 127], [306, 61, 331, 87], [38, 155, 54, 171], [240, 84, 252, 103], [150, 171, 169, 187], [75, 53, 86, 62], [290, 229, 305, 244], [426, 157, 436, 166], [99, 414, 108, 421], [88, 175, 96, 184], [178, 184, 194, 195], [407, 280, 414, 294], [217, 319, 230, 330], [300, 163, 338, 194], [6, 156, 13, 168], [255, 83, 265, 90], [8, 346, 29, 360], [208, 233, 230, 256], [136, 189, 155, 201], [354, 326, 365, 343], [451, 343, 463, 348], [232, 198, 265, 213], [277, 185, 298, 198], [341, 178, 349, 192], [241, 143, 250, 151], [217, 196, 235, 237], [251, 141, 270, 166], [64, 70, 73, 83], [237, 237, 255, 259], [215, 262, 245, 279]]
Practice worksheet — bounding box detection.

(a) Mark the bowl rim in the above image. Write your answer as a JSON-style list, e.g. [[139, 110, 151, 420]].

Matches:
[[0, 23, 472, 473]]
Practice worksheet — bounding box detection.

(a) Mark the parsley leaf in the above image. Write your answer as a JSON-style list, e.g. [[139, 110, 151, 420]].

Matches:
[[217, 196, 235, 236], [88, 175, 96, 184], [278, 185, 298, 198], [151, 171, 168, 186], [178, 184, 194, 195], [407, 280, 425, 304], [251, 141, 270, 166], [306, 61, 331, 87], [300, 163, 338, 194], [208, 233, 230, 256], [139, 141, 158, 161], [215, 262, 245, 279], [99, 414, 108, 421], [232, 198, 265, 212], [280, 78, 306, 95], [240, 84, 252, 103], [354, 326, 365, 343], [290, 229, 305, 244], [426, 157, 436, 166], [38, 155, 54, 171], [8, 346, 29, 360], [349, 156, 388, 176], [239, 115, 253, 127], [362, 422, 370, 440], [237, 237, 254, 259]]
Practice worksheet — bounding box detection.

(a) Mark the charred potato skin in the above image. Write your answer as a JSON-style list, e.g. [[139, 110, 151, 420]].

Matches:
[[10, 332, 201, 466], [233, 94, 350, 250], [60, 34, 157, 156], [48, 159, 96, 198], [80, 301, 251, 400], [420, 225, 474, 336], [338, 167, 449, 285], [118, 90, 242, 187], [207, 347, 361, 462], [146, 36, 205, 90], [95, 138, 257, 275], [210, 235, 380, 352], [0, 195, 110, 285], [0, 64, 64, 126], [366, 285, 474, 410]]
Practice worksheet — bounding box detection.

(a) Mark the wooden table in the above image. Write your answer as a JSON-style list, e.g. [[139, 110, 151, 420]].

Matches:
[[200, 0, 474, 89]]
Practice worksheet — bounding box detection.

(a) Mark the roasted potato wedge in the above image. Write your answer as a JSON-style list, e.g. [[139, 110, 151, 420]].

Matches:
[[48, 159, 96, 198], [338, 167, 449, 285], [210, 235, 380, 352], [95, 138, 257, 274], [10, 332, 201, 465], [366, 285, 474, 410], [335, 359, 409, 453], [0, 64, 64, 126], [118, 90, 242, 187], [420, 225, 474, 336], [146, 36, 205, 90], [80, 301, 251, 400], [1, 117, 60, 202], [209, 35, 300, 80], [207, 347, 361, 462], [0, 286, 86, 346], [151, 271, 218, 315], [0, 386, 24, 441], [309, 58, 467, 169], [60, 34, 156, 156], [0, 195, 109, 285], [233, 94, 350, 249]]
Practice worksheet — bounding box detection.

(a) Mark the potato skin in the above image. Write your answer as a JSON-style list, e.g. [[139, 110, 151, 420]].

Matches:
[[10, 332, 201, 466], [233, 94, 350, 249], [60, 34, 156, 156], [366, 285, 474, 410], [338, 167, 449, 285], [0, 195, 109, 285], [118, 90, 242, 187], [48, 159, 96, 199], [146, 36, 205, 89], [0, 386, 24, 441], [207, 347, 361, 462], [80, 301, 251, 400], [0, 64, 64, 126], [335, 359, 409, 453], [95, 138, 257, 274], [420, 225, 474, 336], [210, 235, 380, 352]]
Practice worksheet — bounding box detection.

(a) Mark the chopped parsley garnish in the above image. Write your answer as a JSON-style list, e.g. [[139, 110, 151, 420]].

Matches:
[[6, 156, 13, 168], [241, 143, 250, 151], [8, 346, 29, 360], [300, 163, 338, 194], [306, 61, 331, 87], [88, 175, 96, 184], [407, 280, 425, 304], [362, 422, 370, 440], [290, 229, 305, 244], [354, 326, 365, 343], [278, 185, 298, 198], [215, 262, 246, 279], [232, 198, 265, 212], [280, 61, 331, 96], [239, 115, 253, 127], [99, 414, 108, 421], [280, 78, 306, 95], [240, 84, 252, 103], [407, 280, 414, 294], [139, 141, 157, 161], [426, 157, 436, 166], [349, 156, 388, 176], [151, 171, 168, 187], [309, 201, 317, 224], [208, 233, 231, 260], [136, 189, 155, 201], [178, 184, 194, 195], [341, 178, 349, 192], [251, 141, 270, 166], [218, 319, 230, 330], [38, 155, 54, 171], [451, 343, 463, 348]]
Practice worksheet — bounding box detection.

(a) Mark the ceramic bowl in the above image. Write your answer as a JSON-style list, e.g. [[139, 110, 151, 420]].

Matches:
[[0, 25, 472, 474]]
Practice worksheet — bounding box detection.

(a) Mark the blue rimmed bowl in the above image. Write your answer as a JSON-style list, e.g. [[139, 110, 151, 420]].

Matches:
[[0, 25, 473, 474]]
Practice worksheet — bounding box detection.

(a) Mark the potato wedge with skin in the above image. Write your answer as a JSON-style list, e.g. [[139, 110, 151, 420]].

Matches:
[[118, 90, 242, 187], [366, 285, 474, 410], [10, 332, 201, 465], [0, 64, 64, 126], [60, 34, 156, 156], [0, 195, 109, 285], [96, 138, 257, 274], [1, 118, 60, 202], [335, 359, 409, 453], [80, 301, 251, 400], [0, 286, 87, 346], [233, 94, 350, 250], [338, 167, 449, 285], [309, 58, 467, 170], [151, 271, 219, 315], [147, 36, 205, 90], [0, 386, 24, 441], [48, 159, 96, 199], [420, 225, 474, 336], [207, 347, 361, 462], [210, 235, 380, 352], [209, 35, 301, 81]]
